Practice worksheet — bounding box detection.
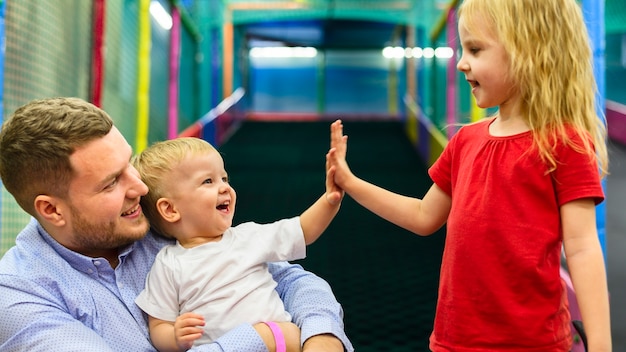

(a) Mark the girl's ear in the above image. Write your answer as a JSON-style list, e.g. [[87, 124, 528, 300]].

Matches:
[[34, 195, 67, 227], [156, 198, 181, 223]]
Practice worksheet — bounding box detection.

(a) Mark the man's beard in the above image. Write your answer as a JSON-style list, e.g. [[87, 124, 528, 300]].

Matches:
[[68, 204, 149, 251]]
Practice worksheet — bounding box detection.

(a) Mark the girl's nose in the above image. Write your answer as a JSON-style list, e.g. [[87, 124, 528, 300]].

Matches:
[[457, 57, 469, 72]]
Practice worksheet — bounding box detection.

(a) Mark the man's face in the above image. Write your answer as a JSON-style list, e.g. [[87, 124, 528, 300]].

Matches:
[[63, 127, 150, 256]]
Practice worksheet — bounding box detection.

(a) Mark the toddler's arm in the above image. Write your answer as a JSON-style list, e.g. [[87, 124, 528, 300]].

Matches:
[[255, 321, 301, 352], [148, 313, 205, 352], [298, 122, 345, 245]]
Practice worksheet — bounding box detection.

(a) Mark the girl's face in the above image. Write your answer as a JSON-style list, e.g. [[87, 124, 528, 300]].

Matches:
[[456, 16, 519, 112]]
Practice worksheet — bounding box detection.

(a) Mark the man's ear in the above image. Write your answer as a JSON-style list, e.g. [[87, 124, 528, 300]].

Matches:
[[156, 198, 180, 223], [34, 195, 66, 227]]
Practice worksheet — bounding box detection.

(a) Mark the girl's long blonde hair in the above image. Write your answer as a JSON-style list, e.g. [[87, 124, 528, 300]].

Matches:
[[459, 0, 608, 177]]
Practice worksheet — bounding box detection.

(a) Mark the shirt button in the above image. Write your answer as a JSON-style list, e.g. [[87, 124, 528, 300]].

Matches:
[[94, 261, 101, 266], [87, 269, 94, 274]]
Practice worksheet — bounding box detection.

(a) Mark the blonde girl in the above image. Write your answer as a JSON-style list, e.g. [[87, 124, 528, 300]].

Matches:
[[327, 0, 611, 350]]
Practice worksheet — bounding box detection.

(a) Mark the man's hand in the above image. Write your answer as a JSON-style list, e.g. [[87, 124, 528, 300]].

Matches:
[[303, 334, 344, 352]]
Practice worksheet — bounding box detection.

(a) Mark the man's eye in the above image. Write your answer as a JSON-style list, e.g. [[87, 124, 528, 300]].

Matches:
[[105, 178, 119, 190]]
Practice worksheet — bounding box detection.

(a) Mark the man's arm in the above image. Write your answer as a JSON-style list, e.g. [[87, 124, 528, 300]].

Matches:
[[0, 277, 118, 352], [188, 324, 272, 352], [0, 272, 285, 352], [269, 261, 354, 352]]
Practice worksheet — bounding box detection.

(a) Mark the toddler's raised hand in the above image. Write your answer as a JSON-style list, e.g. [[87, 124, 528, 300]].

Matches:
[[325, 120, 346, 205]]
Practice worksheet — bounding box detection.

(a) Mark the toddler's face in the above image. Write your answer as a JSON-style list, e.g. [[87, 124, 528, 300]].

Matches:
[[165, 150, 236, 243]]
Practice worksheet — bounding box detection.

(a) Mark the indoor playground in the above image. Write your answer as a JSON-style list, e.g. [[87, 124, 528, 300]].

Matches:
[[0, 1, 625, 351]]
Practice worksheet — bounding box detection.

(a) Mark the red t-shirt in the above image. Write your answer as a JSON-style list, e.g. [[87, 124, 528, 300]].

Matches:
[[428, 118, 604, 352]]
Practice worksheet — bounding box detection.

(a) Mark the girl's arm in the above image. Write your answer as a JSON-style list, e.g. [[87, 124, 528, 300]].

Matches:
[[327, 119, 450, 235], [562, 199, 612, 352]]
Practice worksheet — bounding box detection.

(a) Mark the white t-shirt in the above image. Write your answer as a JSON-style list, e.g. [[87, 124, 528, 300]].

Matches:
[[135, 217, 306, 345]]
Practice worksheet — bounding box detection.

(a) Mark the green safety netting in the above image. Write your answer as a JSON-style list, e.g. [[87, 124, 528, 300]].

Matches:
[[606, 0, 626, 34], [225, 0, 444, 28], [204, 0, 626, 33]]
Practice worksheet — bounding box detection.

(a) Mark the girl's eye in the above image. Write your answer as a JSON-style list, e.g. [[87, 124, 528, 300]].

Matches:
[[222, 176, 229, 183], [469, 47, 480, 54], [203, 178, 213, 184]]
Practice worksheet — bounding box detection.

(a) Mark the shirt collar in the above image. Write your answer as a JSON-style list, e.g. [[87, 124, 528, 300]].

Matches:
[[35, 220, 135, 273]]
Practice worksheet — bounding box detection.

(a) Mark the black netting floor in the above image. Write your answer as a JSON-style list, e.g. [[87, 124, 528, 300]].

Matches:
[[219, 120, 446, 351]]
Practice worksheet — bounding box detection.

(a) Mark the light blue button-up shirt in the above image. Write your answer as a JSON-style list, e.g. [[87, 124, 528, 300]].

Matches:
[[0, 218, 353, 352]]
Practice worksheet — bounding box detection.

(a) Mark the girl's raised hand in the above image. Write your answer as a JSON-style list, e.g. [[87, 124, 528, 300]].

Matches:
[[327, 119, 352, 189]]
